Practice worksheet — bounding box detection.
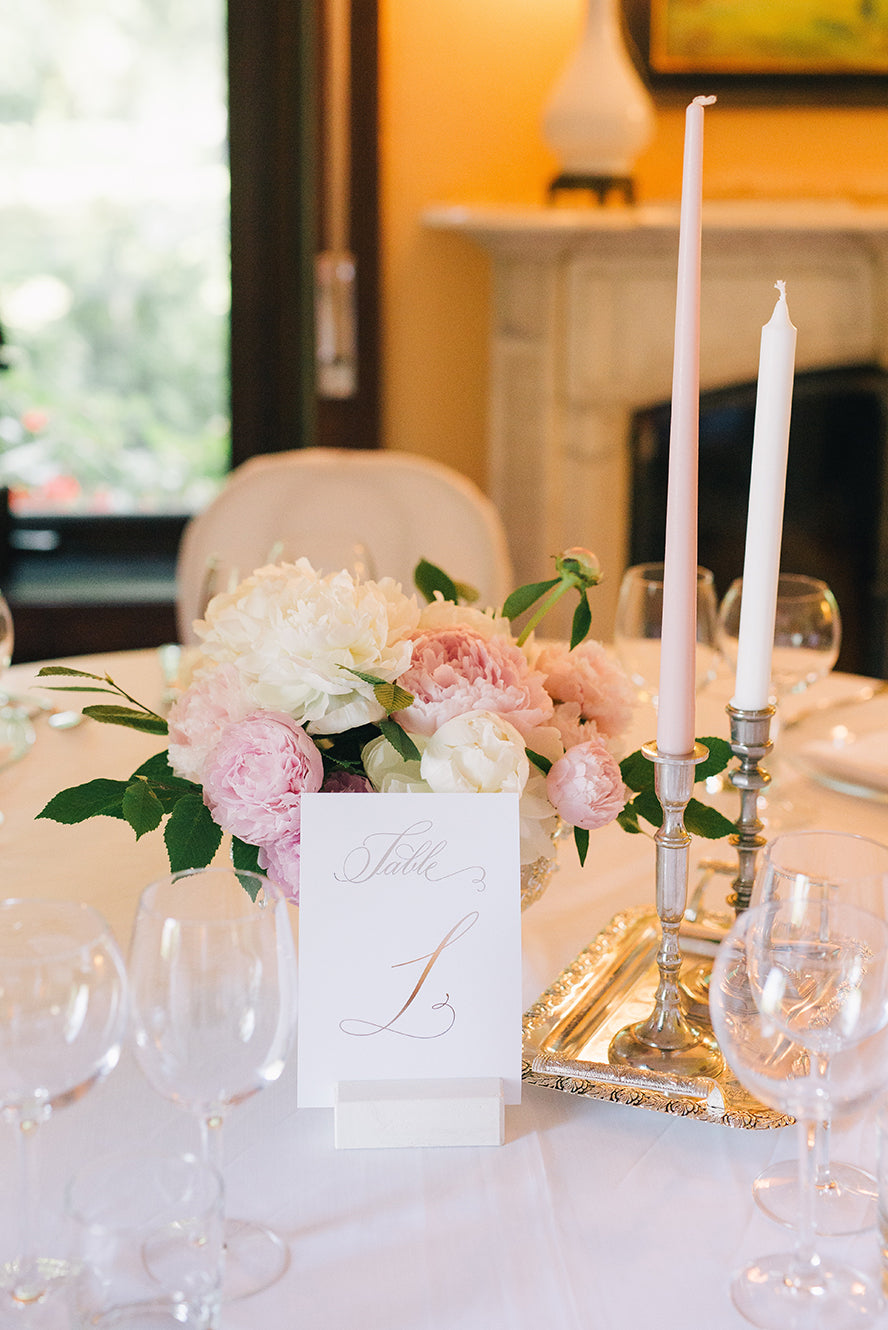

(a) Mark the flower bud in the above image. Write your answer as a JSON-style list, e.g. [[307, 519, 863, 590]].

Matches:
[[556, 547, 601, 587]]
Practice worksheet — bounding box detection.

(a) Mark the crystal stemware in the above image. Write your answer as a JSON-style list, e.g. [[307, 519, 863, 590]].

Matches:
[[613, 562, 720, 708], [749, 829, 888, 1236], [710, 900, 888, 1328], [0, 898, 128, 1314], [0, 592, 34, 780], [717, 573, 841, 825], [128, 866, 298, 1302]]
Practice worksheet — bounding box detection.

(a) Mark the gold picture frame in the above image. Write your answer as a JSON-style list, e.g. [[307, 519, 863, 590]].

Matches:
[[652, 0, 888, 75], [623, 0, 888, 100]]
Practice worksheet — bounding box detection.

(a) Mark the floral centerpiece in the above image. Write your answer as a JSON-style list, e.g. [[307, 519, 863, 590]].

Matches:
[[38, 550, 733, 901]]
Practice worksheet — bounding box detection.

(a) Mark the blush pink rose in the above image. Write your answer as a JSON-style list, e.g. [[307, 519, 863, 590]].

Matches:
[[167, 663, 254, 783], [397, 626, 554, 739], [258, 830, 302, 904], [546, 738, 628, 831], [201, 712, 324, 844], [535, 640, 635, 744]]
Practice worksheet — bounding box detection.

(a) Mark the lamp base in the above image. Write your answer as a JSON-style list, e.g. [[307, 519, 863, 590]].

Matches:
[[547, 172, 635, 205]]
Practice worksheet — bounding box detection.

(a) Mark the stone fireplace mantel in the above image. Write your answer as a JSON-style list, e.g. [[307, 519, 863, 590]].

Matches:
[[424, 200, 888, 636]]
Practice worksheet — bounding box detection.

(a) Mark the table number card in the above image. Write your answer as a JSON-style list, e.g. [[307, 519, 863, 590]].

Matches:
[[296, 792, 523, 1119]]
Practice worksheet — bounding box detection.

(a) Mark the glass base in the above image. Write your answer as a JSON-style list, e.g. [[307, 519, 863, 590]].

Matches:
[[732, 1252, 883, 1329], [754, 1160, 878, 1236], [222, 1217, 290, 1301], [0, 1256, 74, 1325]]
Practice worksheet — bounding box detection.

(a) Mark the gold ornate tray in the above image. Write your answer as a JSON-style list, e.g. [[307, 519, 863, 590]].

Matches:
[[522, 905, 791, 1130]]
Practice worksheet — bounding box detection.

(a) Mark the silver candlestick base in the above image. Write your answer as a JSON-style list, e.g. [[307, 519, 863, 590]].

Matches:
[[680, 703, 776, 1023], [608, 740, 723, 1078], [725, 702, 775, 914]]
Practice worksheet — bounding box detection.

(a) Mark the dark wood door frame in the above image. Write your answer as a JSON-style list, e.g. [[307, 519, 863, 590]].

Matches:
[[228, 0, 379, 468]]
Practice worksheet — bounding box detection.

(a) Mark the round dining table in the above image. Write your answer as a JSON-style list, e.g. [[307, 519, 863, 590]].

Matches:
[[2, 647, 887, 1330]]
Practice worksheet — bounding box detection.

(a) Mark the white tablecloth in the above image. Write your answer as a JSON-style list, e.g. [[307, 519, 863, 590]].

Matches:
[[3, 650, 888, 1330]]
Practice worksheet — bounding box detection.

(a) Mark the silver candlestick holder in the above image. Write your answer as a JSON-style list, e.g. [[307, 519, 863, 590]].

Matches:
[[608, 740, 723, 1078], [679, 703, 776, 1022], [724, 702, 775, 914]]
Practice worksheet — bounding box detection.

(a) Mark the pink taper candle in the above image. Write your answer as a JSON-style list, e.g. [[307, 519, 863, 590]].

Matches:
[[657, 94, 715, 756], [731, 282, 797, 711]]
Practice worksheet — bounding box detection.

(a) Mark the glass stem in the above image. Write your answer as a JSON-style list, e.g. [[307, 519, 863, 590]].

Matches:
[[814, 1117, 833, 1191], [14, 1116, 42, 1300], [794, 1117, 821, 1275], [199, 1113, 225, 1185]]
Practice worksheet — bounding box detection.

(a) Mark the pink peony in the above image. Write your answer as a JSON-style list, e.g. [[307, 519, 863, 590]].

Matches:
[[546, 738, 628, 831], [535, 640, 635, 745], [397, 626, 554, 739], [258, 830, 302, 904], [167, 663, 254, 783], [201, 712, 324, 844]]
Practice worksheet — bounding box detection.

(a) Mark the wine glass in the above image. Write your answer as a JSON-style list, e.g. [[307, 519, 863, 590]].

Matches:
[[128, 866, 298, 1302], [719, 573, 841, 702], [749, 829, 888, 1236], [710, 900, 888, 1328], [0, 592, 34, 778], [0, 898, 128, 1314], [613, 562, 720, 707], [718, 573, 841, 826]]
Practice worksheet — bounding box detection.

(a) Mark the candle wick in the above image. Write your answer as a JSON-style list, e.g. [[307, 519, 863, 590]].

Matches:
[[774, 279, 787, 301], [692, 94, 717, 107]]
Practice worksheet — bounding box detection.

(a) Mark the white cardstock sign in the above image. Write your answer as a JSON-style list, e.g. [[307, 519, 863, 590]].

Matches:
[[296, 792, 523, 1108]]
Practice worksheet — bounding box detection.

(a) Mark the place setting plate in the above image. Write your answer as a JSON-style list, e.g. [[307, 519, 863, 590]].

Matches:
[[781, 685, 888, 803]]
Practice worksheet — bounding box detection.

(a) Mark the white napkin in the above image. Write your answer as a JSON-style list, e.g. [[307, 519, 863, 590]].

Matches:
[[798, 726, 888, 793]]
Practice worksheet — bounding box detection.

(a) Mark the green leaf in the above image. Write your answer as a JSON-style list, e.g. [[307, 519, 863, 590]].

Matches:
[[122, 780, 164, 839], [37, 778, 129, 823], [620, 747, 655, 793], [569, 592, 592, 649], [343, 668, 414, 715], [630, 787, 664, 830], [130, 750, 196, 790], [163, 795, 223, 872], [372, 681, 414, 714], [694, 737, 734, 782], [501, 577, 559, 622], [414, 558, 459, 604], [684, 798, 735, 840], [38, 780, 128, 823], [232, 838, 264, 898], [378, 718, 421, 763], [526, 748, 552, 775], [82, 705, 168, 735], [617, 804, 643, 834], [453, 580, 479, 604], [35, 684, 123, 695], [36, 666, 108, 681], [574, 826, 589, 866]]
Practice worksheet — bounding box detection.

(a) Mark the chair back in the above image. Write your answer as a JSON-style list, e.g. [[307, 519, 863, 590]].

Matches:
[[175, 448, 514, 642]]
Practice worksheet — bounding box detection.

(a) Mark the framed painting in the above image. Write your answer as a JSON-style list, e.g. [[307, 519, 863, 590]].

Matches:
[[622, 0, 888, 101]]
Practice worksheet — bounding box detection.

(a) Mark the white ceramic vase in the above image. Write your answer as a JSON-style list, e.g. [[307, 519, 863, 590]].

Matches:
[[542, 0, 655, 180]]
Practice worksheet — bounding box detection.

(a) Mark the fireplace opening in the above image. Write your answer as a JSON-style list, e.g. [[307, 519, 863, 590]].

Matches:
[[629, 365, 888, 679]]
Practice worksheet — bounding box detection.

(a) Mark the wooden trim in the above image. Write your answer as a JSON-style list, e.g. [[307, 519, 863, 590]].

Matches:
[[228, 0, 318, 466], [317, 0, 380, 451], [228, 0, 379, 466]]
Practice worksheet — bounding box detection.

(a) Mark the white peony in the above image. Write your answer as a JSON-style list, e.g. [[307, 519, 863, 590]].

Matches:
[[193, 560, 420, 734], [420, 710, 529, 794], [362, 732, 431, 793]]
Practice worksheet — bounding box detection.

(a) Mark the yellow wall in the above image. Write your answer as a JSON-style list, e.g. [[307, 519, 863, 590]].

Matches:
[[379, 1, 888, 491]]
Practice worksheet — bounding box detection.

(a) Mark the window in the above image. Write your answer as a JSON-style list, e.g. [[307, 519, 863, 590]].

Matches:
[[0, 0, 230, 516]]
